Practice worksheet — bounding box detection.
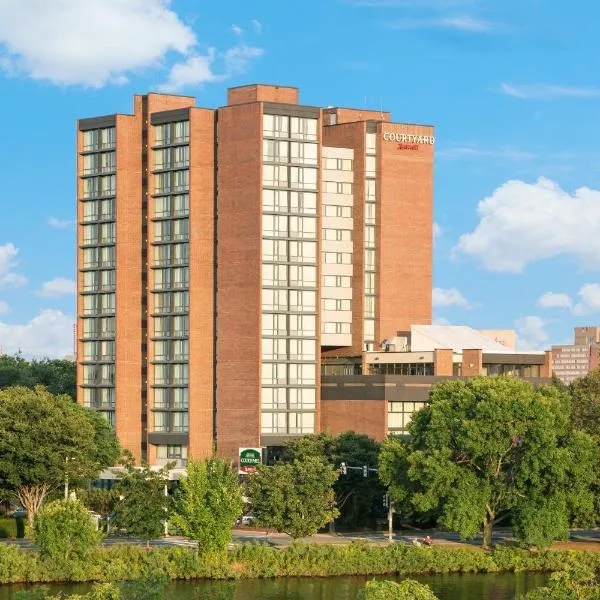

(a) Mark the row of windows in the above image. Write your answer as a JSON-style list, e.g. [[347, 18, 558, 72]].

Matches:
[[387, 402, 426, 432], [82, 175, 115, 198], [323, 228, 352, 242], [262, 264, 317, 288], [82, 128, 115, 152], [153, 315, 188, 338], [323, 157, 353, 171], [156, 445, 187, 460], [153, 267, 188, 290], [153, 388, 188, 409], [324, 251, 352, 265], [261, 387, 316, 409], [364, 318, 375, 340], [82, 246, 115, 269], [82, 293, 115, 315], [261, 410, 315, 434], [153, 411, 188, 432], [323, 298, 352, 311], [365, 225, 376, 248], [153, 339, 189, 361], [324, 204, 352, 218], [81, 317, 115, 339], [82, 223, 115, 245], [481, 364, 541, 377], [153, 194, 189, 218], [263, 190, 317, 215], [368, 363, 435, 376], [262, 215, 317, 238], [153, 291, 189, 314], [263, 115, 318, 141], [81, 340, 115, 361], [81, 199, 115, 223], [323, 322, 351, 334], [154, 170, 189, 194], [82, 387, 115, 408], [323, 275, 352, 288], [81, 269, 115, 293], [82, 364, 115, 385], [323, 181, 353, 195], [82, 152, 115, 175], [154, 363, 189, 385], [153, 243, 189, 266], [153, 146, 189, 170], [263, 165, 317, 190], [262, 337, 316, 361], [261, 363, 316, 385], [263, 140, 318, 165], [154, 121, 189, 146], [262, 239, 316, 263], [262, 289, 316, 312], [262, 313, 316, 337]]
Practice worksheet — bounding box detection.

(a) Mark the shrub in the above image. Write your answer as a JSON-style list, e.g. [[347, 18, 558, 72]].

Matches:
[[358, 579, 439, 599], [0, 516, 25, 538], [33, 499, 102, 563]]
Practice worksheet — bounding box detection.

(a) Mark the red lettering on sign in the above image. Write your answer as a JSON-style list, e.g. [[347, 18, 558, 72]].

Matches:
[[396, 143, 418, 151]]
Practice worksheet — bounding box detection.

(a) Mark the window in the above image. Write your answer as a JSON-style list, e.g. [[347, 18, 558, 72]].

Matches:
[[290, 192, 317, 215], [261, 387, 287, 409], [261, 363, 287, 385], [83, 248, 97, 268], [290, 167, 317, 190], [261, 264, 287, 287], [289, 289, 316, 312], [366, 179, 376, 201], [262, 289, 288, 311], [323, 298, 352, 311], [289, 387, 316, 408], [100, 222, 115, 244], [323, 275, 352, 288], [263, 164, 288, 187], [365, 203, 376, 225], [263, 114, 289, 138], [82, 201, 98, 223], [173, 267, 189, 288], [324, 157, 353, 171], [172, 219, 189, 240], [324, 322, 351, 334], [100, 198, 115, 220], [289, 216, 317, 239], [82, 178, 99, 199], [154, 170, 189, 194], [262, 313, 287, 336], [365, 249, 375, 270], [156, 445, 188, 460], [366, 156, 376, 177], [173, 121, 189, 143], [83, 152, 115, 175], [364, 319, 375, 340], [290, 117, 318, 141], [263, 139, 288, 162], [262, 239, 288, 262], [263, 189, 287, 213], [289, 265, 316, 287], [100, 270, 115, 291], [289, 338, 316, 360], [365, 272, 375, 294], [288, 364, 316, 385], [324, 181, 353, 195], [262, 338, 287, 360], [289, 240, 316, 263], [364, 296, 375, 318], [262, 214, 288, 237], [289, 314, 316, 336], [323, 228, 352, 242], [290, 142, 318, 165], [366, 133, 376, 154], [324, 252, 352, 264], [365, 225, 376, 248], [324, 205, 352, 218]]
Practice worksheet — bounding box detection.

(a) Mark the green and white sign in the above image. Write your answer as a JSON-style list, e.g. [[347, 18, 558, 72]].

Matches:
[[239, 447, 262, 474]]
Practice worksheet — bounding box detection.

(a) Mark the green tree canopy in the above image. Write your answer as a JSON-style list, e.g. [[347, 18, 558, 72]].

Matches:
[[111, 464, 173, 546], [379, 377, 599, 549], [0, 386, 121, 524], [524, 565, 600, 599], [172, 457, 243, 556], [248, 456, 339, 539], [283, 431, 385, 528], [570, 367, 600, 440], [0, 354, 76, 400]]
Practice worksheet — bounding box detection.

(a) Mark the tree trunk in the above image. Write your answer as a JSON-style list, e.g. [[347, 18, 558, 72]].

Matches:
[[17, 484, 51, 529], [329, 520, 336, 534], [482, 518, 493, 550]]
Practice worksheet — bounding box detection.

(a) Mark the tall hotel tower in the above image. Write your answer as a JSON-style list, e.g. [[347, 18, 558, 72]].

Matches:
[[76, 84, 434, 465]]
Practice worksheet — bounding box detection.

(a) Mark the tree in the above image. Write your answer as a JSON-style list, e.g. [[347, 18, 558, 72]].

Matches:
[[111, 464, 173, 546], [570, 367, 600, 440], [33, 499, 102, 563], [172, 457, 242, 555], [247, 456, 339, 539], [379, 377, 599, 549], [523, 565, 600, 599], [358, 579, 439, 600], [0, 386, 121, 526], [283, 432, 385, 529]]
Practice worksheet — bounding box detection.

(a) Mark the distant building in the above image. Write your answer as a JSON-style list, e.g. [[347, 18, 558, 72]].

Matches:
[[552, 327, 600, 384], [479, 329, 517, 350]]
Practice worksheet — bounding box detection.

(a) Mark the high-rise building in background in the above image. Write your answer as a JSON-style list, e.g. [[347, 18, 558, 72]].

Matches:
[[552, 326, 600, 384], [76, 84, 434, 465]]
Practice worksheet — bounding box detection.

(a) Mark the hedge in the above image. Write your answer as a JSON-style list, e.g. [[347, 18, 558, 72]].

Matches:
[[1, 542, 600, 584], [0, 517, 25, 539]]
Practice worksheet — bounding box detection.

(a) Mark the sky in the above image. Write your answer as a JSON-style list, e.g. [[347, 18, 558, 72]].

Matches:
[[1, 0, 600, 357]]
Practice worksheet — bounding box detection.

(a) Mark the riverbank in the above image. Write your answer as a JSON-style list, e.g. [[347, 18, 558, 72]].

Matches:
[[1, 542, 599, 584]]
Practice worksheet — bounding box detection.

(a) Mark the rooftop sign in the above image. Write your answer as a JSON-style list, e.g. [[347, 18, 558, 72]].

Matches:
[[383, 132, 435, 144]]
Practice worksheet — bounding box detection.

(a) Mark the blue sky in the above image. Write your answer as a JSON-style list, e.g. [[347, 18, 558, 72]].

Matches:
[[1, 0, 599, 356]]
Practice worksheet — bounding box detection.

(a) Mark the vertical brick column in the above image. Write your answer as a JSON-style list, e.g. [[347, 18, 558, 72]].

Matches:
[[462, 349, 483, 376], [434, 348, 453, 376]]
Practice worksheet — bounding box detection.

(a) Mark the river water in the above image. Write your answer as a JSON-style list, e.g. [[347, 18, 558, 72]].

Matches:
[[0, 572, 549, 599]]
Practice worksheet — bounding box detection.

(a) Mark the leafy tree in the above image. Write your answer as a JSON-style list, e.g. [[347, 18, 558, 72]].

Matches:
[[77, 488, 119, 520], [283, 432, 385, 529], [248, 456, 339, 538], [379, 377, 599, 549], [0, 354, 76, 400], [0, 386, 121, 525], [172, 457, 242, 555], [358, 579, 439, 600], [111, 464, 173, 546], [570, 367, 600, 440], [524, 565, 600, 599], [33, 499, 102, 562]]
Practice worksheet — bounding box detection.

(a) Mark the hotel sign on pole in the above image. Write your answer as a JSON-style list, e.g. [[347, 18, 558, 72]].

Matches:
[[239, 447, 262, 474], [383, 132, 435, 151]]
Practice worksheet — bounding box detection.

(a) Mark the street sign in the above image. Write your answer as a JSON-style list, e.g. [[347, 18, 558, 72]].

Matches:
[[238, 447, 262, 474]]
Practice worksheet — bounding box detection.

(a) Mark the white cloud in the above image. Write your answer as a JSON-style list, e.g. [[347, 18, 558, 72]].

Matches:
[[573, 284, 600, 316], [454, 177, 600, 272], [515, 316, 548, 351], [36, 278, 76, 298], [500, 83, 600, 100], [0, 309, 75, 358], [0, 301, 9, 315], [231, 24, 243, 36], [432, 287, 471, 309], [0, 243, 27, 289], [160, 43, 263, 92], [537, 292, 573, 309], [0, 0, 197, 87], [48, 217, 72, 229], [388, 16, 500, 32], [251, 19, 262, 34], [432, 316, 452, 326], [433, 223, 443, 238]]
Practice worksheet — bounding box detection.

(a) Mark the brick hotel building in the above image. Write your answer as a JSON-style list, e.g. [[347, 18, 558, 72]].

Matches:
[[76, 84, 434, 465]]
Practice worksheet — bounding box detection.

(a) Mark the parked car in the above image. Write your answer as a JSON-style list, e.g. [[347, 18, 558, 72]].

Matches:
[[235, 514, 256, 526]]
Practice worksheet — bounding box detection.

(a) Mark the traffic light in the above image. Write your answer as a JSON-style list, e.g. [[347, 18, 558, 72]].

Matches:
[[363, 465, 368, 478], [340, 462, 347, 475]]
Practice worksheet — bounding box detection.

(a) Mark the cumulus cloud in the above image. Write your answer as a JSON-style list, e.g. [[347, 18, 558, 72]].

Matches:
[[0, 0, 196, 87], [0, 309, 75, 358], [454, 177, 600, 272], [515, 316, 548, 351], [48, 217, 72, 229], [231, 24, 243, 36], [0, 243, 27, 289], [36, 278, 76, 298], [251, 19, 262, 34], [573, 284, 600, 316], [0, 300, 9, 315], [388, 16, 500, 32], [500, 83, 600, 100], [537, 292, 573, 310], [432, 287, 471, 309]]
